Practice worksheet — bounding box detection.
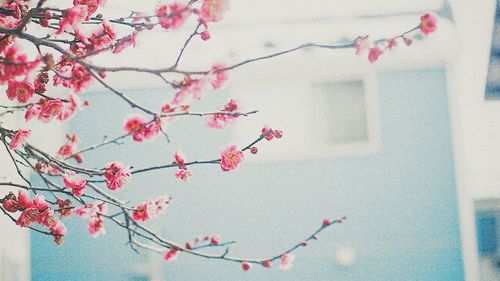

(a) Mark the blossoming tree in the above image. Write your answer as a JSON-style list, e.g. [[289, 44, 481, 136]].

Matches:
[[0, 0, 436, 272]]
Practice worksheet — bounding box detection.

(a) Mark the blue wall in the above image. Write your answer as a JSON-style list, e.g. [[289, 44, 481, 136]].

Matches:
[[32, 68, 464, 281]]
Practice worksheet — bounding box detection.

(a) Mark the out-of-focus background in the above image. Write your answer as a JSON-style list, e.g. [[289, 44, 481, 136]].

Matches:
[[2, 0, 500, 280]]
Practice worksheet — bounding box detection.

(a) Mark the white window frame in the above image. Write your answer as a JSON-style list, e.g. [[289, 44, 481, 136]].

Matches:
[[229, 60, 381, 163]]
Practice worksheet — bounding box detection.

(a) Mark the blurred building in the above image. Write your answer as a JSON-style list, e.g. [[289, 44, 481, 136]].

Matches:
[[0, 0, 499, 281]]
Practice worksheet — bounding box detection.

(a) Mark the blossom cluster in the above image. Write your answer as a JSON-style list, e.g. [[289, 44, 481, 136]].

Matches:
[[2, 191, 67, 245], [354, 11, 437, 63], [75, 202, 107, 237], [132, 196, 171, 222]]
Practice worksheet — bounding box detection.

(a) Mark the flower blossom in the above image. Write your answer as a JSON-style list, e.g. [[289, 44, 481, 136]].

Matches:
[[175, 168, 192, 182], [156, 2, 191, 30], [241, 262, 252, 271], [205, 99, 239, 129], [132, 201, 151, 222], [123, 115, 161, 142], [88, 217, 106, 237], [8, 129, 30, 150], [6, 80, 35, 103], [368, 47, 383, 63], [56, 199, 73, 218], [219, 145, 244, 172], [88, 21, 117, 51], [53, 59, 93, 93], [279, 253, 295, 271], [38, 99, 64, 122], [73, 0, 106, 19], [151, 196, 170, 216], [0, 44, 40, 84], [164, 248, 179, 262], [199, 0, 230, 23], [2, 192, 18, 213], [56, 5, 88, 35], [76, 203, 107, 237], [63, 172, 87, 196], [353, 35, 369, 55], [420, 11, 437, 36], [209, 63, 228, 90], [104, 162, 132, 190], [113, 32, 138, 54]]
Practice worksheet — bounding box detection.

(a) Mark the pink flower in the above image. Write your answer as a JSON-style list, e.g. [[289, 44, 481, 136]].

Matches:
[[209, 64, 228, 90], [56, 199, 73, 218], [17, 191, 33, 209], [0, 45, 40, 84], [420, 12, 437, 36], [53, 59, 93, 93], [219, 145, 244, 172], [173, 150, 186, 165], [113, 32, 138, 54], [123, 114, 147, 141], [32, 194, 50, 211], [132, 201, 151, 222], [200, 30, 211, 41], [205, 114, 228, 129], [262, 260, 272, 268], [205, 99, 239, 129], [261, 126, 274, 141], [9, 129, 30, 150], [368, 47, 383, 63], [241, 262, 252, 271], [75, 204, 99, 218], [50, 221, 67, 245], [39, 99, 64, 122], [353, 35, 369, 55], [175, 168, 192, 182], [199, 0, 230, 22], [172, 77, 208, 105], [88, 217, 106, 237], [25, 102, 42, 122], [63, 172, 87, 196], [156, 2, 191, 30], [151, 196, 170, 216], [73, 0, 106, 19], [56, 5, 88, 35], [164, 248, 179, 262], [123, 115, 160, 142], [322, 218, 331, 226], [279, 253, 295, 271], [6, 80, 35, 103], [16, 207, 40, 227], [104, 162, 132, 190], [210, 234, 220, 245], [59, 94, 82, 121], [37, 208, 57, 228], [2, 193, 18, 213]]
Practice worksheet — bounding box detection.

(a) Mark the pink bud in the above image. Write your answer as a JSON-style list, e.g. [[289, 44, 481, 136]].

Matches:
[[368, 47, 383, 63], [323, 218, 331, 226], [200, 31, 211, 41], [185, 242, 193, 250], [403, 37, 413, 46], [272, 129, 283, 139], [241, 262, 252, 271], [250, 146, 258, 154], [210, 234, 220, 245], [262, 260, 272, 268]]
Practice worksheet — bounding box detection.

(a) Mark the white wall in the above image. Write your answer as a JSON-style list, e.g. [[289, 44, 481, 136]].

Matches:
[[448, 0, 500, 280]]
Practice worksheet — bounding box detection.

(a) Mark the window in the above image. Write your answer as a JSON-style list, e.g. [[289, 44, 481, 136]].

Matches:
[[313, 80, 369, 144], [485, 0, 500, 99], [231, 73, 381, 162]]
